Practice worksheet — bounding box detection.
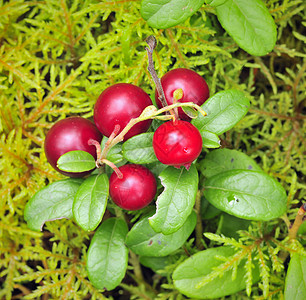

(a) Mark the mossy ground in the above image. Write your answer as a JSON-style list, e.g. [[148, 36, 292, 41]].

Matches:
[[0, 0, 305, 299]]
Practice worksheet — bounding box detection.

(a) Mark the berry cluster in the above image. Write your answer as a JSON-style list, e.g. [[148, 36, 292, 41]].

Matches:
[[44, 67, 209, 211]]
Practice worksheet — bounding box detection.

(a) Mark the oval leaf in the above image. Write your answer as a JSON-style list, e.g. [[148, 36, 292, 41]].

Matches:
[[73, 174, 109, 231], [126, 211, 196, 257], [24, 178, 83, 231], [199, 148, 262, 178], [149, 165, 198, 235], [57, 150, 96, 173], [87, 218, 128, 291], [141, 0, 205, 29], [192, 90, 250, 135], [122, 132, 158, 164], [284, 254, 306, 300], [173, 246, 260, 299], [201, 130, 221, 148], [203, 170, 287, 221], [215, 0, 277, 56]]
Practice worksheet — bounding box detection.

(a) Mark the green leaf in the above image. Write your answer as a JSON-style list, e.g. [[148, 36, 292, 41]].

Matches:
[[203, 170, 287, 221], [201, 130, 221, 148], [284, 254, 306, 300], [57, 150, 96, 173], [140, 0, 205, 29], [173, 246, 260, 299], [192, 90, 250, 135], [182, 106, 198, 119], [87, 218, 128, 291], [199, 148, 262, 178], [214, 0, 277, 56], [126, 211, 196, 257], [122, 132, 158, 164], [73, 174, 109, 231], [149, 165, 198, 235], [140, 255, 175, 276], [24, 178, 83, 231], [101, 136, 124, 164]]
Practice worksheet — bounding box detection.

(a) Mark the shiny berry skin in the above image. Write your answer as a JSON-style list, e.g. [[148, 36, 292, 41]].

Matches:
[[94, 83, 153, 141], [44, 117, 102, 177], [153, 120, 202, 169], [109, 164, 157, 211], [155, 68, 209, 121]]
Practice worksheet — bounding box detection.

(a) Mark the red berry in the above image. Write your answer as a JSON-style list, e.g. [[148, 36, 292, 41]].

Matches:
[[44, 117, 102, 177], [153, 120, 202, 169], [155, 68, 209, 121], [109, 164, 157, 211], [94, 83, 153, 141]]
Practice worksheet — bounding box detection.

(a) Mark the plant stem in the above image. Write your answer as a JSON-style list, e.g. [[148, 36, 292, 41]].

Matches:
[[145, 35, 168, 109], [129, 250, 145, 282], [288, 203, 306, 241], [195, 190, 204, 250]]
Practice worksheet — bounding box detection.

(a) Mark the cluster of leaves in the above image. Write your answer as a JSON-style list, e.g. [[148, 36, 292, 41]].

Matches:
[[0, 0, 305, 299]]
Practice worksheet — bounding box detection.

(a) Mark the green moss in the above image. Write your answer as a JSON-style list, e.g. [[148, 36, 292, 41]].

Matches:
[[0, 0, 305, 299]]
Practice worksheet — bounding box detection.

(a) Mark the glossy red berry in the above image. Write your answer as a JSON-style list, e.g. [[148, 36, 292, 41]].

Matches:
[[109, 164, 157, 211], [94, 83, 153, 141], [153, 120, 202, 169], [155, 68, 209, 121], [44, 117, 102, 177]]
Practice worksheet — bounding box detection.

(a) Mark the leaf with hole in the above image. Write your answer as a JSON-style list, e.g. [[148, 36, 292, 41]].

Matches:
[[149, 165, 198, 235], [87, 218, 128, 291], [203, 170, 287, 221], [192, 90, 250, 135], [57, 150, 96, 173], [24, 178, 83, 231], [73, 174, 109, 231]]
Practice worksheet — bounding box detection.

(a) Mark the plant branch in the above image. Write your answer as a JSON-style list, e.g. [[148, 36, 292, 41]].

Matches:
[[195, 190, 204, 250], [288, 203, 306, 241]]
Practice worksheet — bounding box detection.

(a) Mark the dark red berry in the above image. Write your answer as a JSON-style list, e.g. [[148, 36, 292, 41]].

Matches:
[[152, 120, 202, 169], [94, 83, 153, 141], [44, 117, 102, 177], [109, 164, 157, 211], [155, 68, 209, 121]]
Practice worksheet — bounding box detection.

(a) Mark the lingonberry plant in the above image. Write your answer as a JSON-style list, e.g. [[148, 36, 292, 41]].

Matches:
[[23, 29, 305, 300]]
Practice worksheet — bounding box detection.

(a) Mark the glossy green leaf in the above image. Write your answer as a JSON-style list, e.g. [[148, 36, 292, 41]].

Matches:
[[126, 211, 196, 257], [87, 218, 128, 291], [141, 0, 205, 29], [122, 132, 158, 164], [284, 254, 306, 300], [140, 255, 175, 275], [24, 178, 83, 231], [199, 148, 262, 178], [220, 213, 251, 239], [173, 246, 260, 299], [201, 130, 221, 148], [182, 106, 198, 119], [57, 150, 96, 173], [101, 136, 124, 164], [192, 90, 249, 135], [149, 165, 198, 235], [215, 0, 277, 56], [73, 174, 109, 231], [203, 170, 287, 221]]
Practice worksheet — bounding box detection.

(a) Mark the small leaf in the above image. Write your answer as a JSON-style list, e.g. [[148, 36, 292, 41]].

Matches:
[[284, 254, 306, 300], [141, 0, 205, 29], [192, 90, 250, 135], [199, 148, 262, 178], [126, 211, 196, 257], [73, 174, 109, 231], [203, 170, 287, 221], [122, 132, 158, 164], [57, 150, 96, 172], [149, 165, 198, 235], [173, 246, 260, 299], [87, 218, 128, 291], [24, 178, 83, 231], [101, 136, 124, 164], [214, 0, 277, 56], [182, 106, 198, 119], [201, 130, 220, 148]]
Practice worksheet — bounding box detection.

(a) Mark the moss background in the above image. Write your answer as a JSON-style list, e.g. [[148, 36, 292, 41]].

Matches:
[[0, 0, 305, 299]]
